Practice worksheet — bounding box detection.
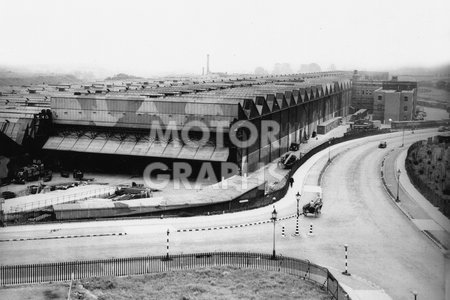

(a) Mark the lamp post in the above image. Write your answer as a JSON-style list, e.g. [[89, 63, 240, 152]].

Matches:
[[271, 206, 278, 259], [328, 140, 331, 162], [401, 126, 405, 147], [296, 192, 301, 217], [396, 169, 401, 202]]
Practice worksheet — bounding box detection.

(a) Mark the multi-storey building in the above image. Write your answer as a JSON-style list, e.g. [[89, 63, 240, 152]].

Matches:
[[372, 78, 417, 122], [350, 70, 389, 113]]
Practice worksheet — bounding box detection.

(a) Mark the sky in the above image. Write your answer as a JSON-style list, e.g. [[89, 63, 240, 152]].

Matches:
[[0, 0, 449, 77]]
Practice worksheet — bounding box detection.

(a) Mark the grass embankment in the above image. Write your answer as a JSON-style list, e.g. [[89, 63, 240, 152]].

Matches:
[[0, 266, 333, 300]]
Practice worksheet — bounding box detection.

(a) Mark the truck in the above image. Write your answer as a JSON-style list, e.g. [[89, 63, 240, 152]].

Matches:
[[13, 160, 51, 184]]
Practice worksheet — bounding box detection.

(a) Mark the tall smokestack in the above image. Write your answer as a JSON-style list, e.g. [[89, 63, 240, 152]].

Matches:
[[206, 54, 210, 74]]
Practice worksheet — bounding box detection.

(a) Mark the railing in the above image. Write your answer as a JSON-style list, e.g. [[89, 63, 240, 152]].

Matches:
[[5, 186, 116, 217], [0, 252, 350, 299]]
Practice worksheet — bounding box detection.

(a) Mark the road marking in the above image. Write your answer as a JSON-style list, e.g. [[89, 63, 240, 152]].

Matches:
[[176, 214, 297, 233], [0, 232, 127, 243]]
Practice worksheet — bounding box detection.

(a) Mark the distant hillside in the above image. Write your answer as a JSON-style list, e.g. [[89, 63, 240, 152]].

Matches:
[[105, 73, 143, 81], [0, 75, 82, 86], [0, 67, 82, 86]]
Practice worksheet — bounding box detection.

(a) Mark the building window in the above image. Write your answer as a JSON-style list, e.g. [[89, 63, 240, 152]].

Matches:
[[362, 90, 365, 95], [378, 95, 382, 101], [404, 106, 408, 111], [404, 96, 408, 101]]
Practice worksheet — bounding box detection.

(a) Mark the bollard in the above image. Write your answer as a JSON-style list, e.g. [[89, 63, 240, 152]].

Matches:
[[307, 223, 314, 236], [342, 244, 351, 276], [164, 229, 172, 261], [294, 217, 300, 236], [281, 225, 285, 238]]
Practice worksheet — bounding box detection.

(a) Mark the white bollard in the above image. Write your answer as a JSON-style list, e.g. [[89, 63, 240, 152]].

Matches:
[[307, 223, 314, 236], [294, 217, 300, 236], [342, 244, 351, 276]]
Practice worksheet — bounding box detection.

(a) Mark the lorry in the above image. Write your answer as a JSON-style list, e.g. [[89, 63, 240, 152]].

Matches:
[[13, 160, 51, 184]]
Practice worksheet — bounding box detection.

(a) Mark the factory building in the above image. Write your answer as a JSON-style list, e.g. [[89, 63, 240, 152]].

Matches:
[[41, 73, 352, 175]]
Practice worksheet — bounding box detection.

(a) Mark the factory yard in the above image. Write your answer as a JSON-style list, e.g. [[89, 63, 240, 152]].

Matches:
[[0, 267, 332, 300]]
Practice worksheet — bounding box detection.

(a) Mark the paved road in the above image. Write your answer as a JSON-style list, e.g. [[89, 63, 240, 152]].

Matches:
[[317, 130, 443, 300], [0, 129, 443, 299]]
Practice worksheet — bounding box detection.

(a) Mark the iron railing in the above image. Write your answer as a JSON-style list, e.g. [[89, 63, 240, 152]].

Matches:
[[0, 252, 350, 299]]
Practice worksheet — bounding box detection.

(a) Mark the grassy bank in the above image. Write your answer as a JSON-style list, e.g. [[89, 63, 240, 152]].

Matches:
[[0, 266, 332, 300]]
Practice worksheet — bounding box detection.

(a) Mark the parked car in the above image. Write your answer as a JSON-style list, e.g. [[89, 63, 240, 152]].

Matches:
[[289, 142, 300, 151], [378, 141, 387, 148], [278, 152, 298, 169], [60, 170, 70, 178]]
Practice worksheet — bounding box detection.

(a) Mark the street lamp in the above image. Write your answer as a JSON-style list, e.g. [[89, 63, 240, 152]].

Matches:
[[296, 192, 301, 217], [271, 206, 278, 259], [396, 169, 401, 202], [328, 140, 331, 162], [401, 126, 405, 147]]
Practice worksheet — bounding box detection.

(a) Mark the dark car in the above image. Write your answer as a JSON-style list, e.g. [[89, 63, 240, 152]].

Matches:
[[60, 170, 70, 178], [378, 141, 387, 148], [289, 142, 300, 151]]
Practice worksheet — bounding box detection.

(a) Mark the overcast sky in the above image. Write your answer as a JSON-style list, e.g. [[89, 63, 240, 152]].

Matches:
[[0, 0, 449, 77]]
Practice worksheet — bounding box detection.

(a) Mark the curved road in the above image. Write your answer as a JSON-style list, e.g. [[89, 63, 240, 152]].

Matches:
[[0, 129, 444, 299]]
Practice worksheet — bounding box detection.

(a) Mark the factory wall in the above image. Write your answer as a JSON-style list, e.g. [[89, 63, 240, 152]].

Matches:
[[238, 81, 352, 173]]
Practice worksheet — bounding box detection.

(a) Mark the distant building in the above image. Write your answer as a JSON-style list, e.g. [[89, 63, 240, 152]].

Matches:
[[352, 70, 389, 81], [350, 70, 389, 113], [372, 77, 417, 122], [351, 80, 382, 113]]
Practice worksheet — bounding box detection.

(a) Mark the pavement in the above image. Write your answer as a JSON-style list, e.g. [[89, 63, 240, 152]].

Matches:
[[382, 143, 450, 251]]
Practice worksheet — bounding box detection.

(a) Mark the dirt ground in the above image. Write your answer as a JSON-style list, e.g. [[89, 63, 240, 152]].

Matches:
[[0, 266, 332, 300]]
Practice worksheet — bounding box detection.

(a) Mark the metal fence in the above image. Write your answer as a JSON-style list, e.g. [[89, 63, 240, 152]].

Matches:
[[7, 186, 116, 214], [0, 252, 350, 299]]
